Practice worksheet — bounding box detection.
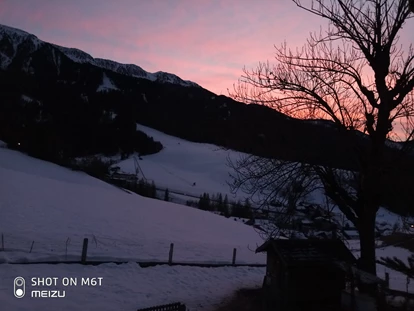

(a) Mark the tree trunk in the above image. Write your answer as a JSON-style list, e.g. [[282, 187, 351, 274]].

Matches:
[[357, 205, 378, 294]]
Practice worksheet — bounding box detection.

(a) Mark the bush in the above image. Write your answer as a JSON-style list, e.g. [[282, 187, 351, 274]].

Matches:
[[72, 156, 113, 179]]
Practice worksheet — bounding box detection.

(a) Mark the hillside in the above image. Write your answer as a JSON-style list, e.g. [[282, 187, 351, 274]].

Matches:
[[0, 142, 268, 310], [115, 124, 248, 201], [2, 23, 411, 174], [0, 144, 264, 264]]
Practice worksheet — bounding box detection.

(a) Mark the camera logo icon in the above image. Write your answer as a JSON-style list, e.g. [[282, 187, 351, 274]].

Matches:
[[14, 277, 25, 298]]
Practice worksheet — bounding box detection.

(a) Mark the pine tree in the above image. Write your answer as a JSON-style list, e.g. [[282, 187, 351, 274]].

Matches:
[[199, 193, 211, 211], [223, 194, 229, 208], [198, 195, 204, 210], [205, 193, 211, 211], [150, 181, 157, 198], [164, 188, 170, 202], [244, 198, 251, 209], [138, 178, 146, 196], [217, 193, 224, 213], [223, 195, 230, 217]]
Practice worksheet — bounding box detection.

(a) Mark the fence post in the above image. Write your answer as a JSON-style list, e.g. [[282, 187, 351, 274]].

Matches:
[[232, 248, 237, 265], [29, 241, 35, 253], [65, 238, 71, 260], [385, 272, 390, 288], [81, 238, 89, 264], [168, 243, 174, 265]]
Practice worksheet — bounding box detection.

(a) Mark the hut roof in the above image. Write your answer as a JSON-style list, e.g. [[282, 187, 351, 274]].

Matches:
[[256, 238, 356, 266]]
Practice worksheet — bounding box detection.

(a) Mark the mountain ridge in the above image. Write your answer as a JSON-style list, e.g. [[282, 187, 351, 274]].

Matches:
[[0, 23, 200, 88]]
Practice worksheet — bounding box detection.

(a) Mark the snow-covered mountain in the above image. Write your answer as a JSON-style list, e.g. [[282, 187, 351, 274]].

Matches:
[[0, 23, 199, 87]]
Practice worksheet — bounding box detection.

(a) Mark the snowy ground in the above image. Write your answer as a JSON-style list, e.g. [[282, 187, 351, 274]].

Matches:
[[116, 124, 249, 201], [1, 124, 413, 310], [0, 144, 265, 310], [347, 240, 414, 293], [0, 146, 264, 264], [0, 263, 264, 311], [115, 125, 414, 291]]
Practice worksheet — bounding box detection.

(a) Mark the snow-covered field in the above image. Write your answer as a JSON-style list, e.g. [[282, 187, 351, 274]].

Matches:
[[0, 123, 413, 310], [0, 143, 265, 310], [0, 145, 264, 264], [0, 263, 264, 311]]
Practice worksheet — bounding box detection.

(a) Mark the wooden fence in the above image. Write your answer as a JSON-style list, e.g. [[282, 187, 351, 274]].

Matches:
[[4, 238, 266, 268], [137, 302, 186, 311]]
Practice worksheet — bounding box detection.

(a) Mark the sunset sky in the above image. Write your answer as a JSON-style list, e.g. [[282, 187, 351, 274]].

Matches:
[[0, 1, 412, 95], [0, 0, 326, 94]]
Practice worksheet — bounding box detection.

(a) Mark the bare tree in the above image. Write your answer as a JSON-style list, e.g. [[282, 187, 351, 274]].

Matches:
[[228, 0, 414, 284]]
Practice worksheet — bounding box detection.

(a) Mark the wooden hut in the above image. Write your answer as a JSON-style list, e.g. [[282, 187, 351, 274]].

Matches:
[[256, 238, 356, 311]]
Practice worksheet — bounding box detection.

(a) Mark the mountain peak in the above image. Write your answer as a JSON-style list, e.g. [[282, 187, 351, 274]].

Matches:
[[0, 24, 35, 38]]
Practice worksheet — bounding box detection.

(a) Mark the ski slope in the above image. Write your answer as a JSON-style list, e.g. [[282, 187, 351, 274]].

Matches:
[[116, 124, 249, 201]]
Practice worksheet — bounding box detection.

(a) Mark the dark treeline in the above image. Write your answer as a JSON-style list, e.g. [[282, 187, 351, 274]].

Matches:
[[0, 69, 162, 165]]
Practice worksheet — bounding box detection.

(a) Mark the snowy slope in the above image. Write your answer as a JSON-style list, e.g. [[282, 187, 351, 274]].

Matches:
[[116, 125, 414, 293], [117, 124, 250, 201], [0, 146, 265, 264], [96, 73, 119, 92], [0, 144, 267, 310], [0, 140, 412, 311], [0, 23, 199, 88], [122, 125, 410, 224]]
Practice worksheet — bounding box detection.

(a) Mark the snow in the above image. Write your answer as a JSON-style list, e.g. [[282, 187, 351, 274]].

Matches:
[[117, 124, 250, 202], [0, 24, 43, 69], [94, 59, 153, 80], [55, 46, 94, 64], [96, 73, 119, 92], [0, 117, 412, 309], [0, 147, 264, 264], [114, 124, 414, 293], [0, 263, 264, 311], [346, 240, 414, 293], [153, 71, 198, 87], [21, 95, 34, 103], [0, 145, 265, 309]]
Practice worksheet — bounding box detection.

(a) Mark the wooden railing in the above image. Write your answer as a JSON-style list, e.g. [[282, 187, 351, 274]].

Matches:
[[137, 302, 187, 311]]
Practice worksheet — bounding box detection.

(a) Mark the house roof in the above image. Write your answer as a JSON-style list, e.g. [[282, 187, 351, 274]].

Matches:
[[256, 238, 356, 266]]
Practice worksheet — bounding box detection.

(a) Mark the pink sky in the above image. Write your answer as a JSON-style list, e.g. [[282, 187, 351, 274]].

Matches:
[[0, 0, 325, 94], [0, 0, 412, 96]]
